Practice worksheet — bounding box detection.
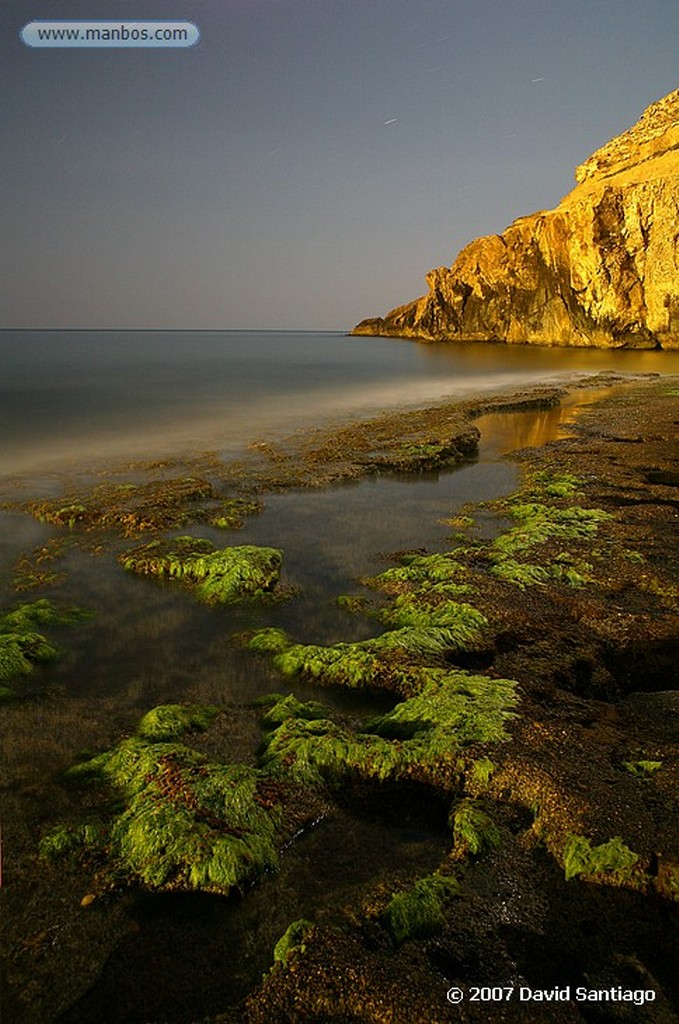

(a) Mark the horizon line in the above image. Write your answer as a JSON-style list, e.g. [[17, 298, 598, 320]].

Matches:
[[0, 327, 347, 334]]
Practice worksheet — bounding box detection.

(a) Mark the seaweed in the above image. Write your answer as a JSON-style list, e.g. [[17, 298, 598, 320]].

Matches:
[[381, 874, 459, 945], [27, 477, 216, 535], [468, 757, 495, 792], [0, 632, 58, 681], [0, 599, 89, 683], [120, 537, 283, 605], [256, 692, 331, 727], [622, 760, 662, 778], [492, 502, 611, 558], [57, 716, 286, 894], [367, 671, 518, 746], [377, 596, 488, 646], [259, 671, 518, 788], [12, 537, 73, 592], [250, 630, 425, 696], [489, 559, 550, 588], [110, 760, 281, 891], [450, 799, 501, 859], [562, 835, 640, 883], [272, 919, 315, 964], [39, 822, 105, 861], [135, 704, 219, 742], [0, 598, 88, 632], [209, 498, 265, 530], [363, 551, 472, 597], [249, 623, 493, 698], [524, 471, 584, 499]]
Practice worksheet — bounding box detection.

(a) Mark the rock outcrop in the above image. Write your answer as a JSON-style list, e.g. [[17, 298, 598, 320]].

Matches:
[[352, 90, 679, 349]]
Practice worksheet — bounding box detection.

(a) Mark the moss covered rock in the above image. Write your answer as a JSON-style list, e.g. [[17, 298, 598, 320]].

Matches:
[[120, 537, 283, 604], [0, 599, 88, 683]]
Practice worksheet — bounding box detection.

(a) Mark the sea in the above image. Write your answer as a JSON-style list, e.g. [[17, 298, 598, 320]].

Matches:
[[2, 329, 678, 481]]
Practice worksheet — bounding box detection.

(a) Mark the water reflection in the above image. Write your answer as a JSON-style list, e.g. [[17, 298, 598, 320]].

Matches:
[[475, 386, 622, 456]]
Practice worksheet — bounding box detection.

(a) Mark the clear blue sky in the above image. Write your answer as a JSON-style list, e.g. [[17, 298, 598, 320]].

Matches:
[[1, 0, 677, 330]]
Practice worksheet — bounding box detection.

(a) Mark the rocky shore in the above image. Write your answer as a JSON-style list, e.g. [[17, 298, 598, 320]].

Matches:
[[0, 376, 677, 1023]]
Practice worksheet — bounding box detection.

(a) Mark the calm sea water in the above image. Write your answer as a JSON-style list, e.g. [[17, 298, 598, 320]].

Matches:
[[2, 329, 678, 479]]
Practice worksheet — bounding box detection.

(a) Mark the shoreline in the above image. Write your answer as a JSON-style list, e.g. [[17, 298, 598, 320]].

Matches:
[[1, 375, 678, 1023], [0, 370, 665, 502]]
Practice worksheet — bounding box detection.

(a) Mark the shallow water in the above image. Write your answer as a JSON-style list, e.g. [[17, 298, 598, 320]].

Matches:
[[2, 329, 678, 479], [0, 365, 673, 1022]]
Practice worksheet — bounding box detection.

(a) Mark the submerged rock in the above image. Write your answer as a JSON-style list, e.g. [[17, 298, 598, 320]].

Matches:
[[353, 90, 679, 349], [119, 536, 284, 604]]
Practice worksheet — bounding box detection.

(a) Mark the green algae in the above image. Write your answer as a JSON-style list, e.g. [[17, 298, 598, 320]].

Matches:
[[468, 757, 495, 792], [209, 498, 264, 530], [381, 874, 459, 945], [247, 628, 290, 655], [563, 835, 640, 883], [259, 671, 518, 789], [488, 554, 595, 589], [524, 471, 584, 499], [250, 630, 429, 696], [0, 598, 88, 632], [367, 671, 518, 746], [376, 597, 488, 646], [273, 919, 315, 965], [260, 715, 405, 788], [54, 706, 287, 894], [451, 799, 501, 858], [120, 537, 283, 605], [489, 558, 551, 588], [255, 692, 331, 727], [248, 623, 493, 698], [0, 632, 58, 682], [39, 822, 104, 861], [622, 760, 662, 778], [110, 760, 281, 891], [135, 704, 219, 742], [363, 551, 472, 597], [492, 502, 611, 558], [0, 599, 89, 683]]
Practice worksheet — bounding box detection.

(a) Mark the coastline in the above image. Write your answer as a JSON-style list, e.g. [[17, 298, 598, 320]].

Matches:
[[1, 373, 678, 1023]]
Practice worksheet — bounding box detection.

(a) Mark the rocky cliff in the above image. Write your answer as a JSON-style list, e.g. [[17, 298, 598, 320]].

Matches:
[[352, 90, 679, 349]]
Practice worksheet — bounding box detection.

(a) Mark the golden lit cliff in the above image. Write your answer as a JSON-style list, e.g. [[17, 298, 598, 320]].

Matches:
[[352, 90, 679, 349]]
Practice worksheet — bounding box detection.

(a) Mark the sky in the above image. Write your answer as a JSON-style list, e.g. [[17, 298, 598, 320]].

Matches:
[[1, 0, 677, 331]]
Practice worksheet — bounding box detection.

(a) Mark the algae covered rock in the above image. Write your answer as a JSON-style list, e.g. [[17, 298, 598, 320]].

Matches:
[[0, 598, 89, 684], [258, 670, 518, 788], [248, 622, 491, 697], [381, 873, 459, 945], [119, 536, 283, 604], [45, 705, 289, 895], [135, 703, 219, 742], [272, 919, 315, 965]]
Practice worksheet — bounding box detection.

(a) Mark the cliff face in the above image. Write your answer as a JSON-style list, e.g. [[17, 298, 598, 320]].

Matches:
[[353, 91, 679, 349]]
